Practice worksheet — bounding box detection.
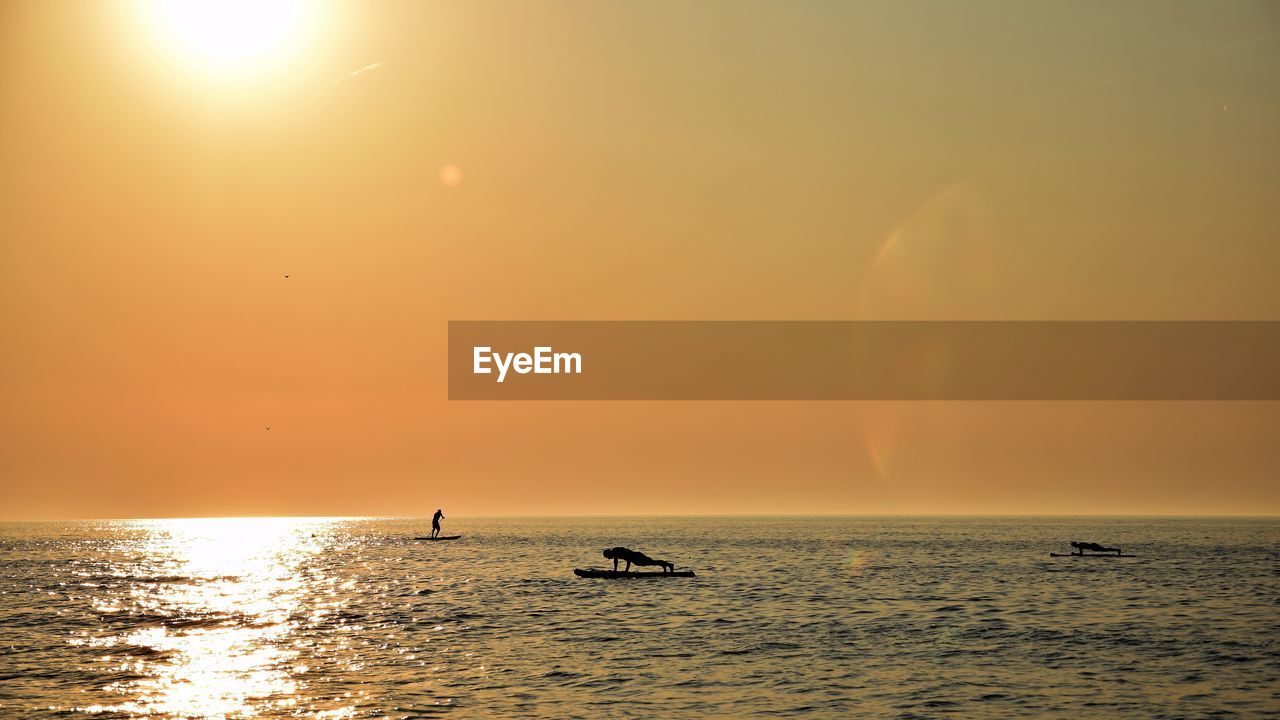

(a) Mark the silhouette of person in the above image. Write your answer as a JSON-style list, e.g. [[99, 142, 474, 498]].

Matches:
[[431, 509, 445, 539], [603, 546, 674, 573], [1071, 540, 1121, 555]]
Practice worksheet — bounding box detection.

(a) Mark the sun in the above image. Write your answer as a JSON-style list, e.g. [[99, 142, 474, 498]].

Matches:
[[154, 0, 305, 69]]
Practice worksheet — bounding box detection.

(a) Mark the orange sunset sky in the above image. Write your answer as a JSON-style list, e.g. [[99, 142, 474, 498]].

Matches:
[[2, 1, 1278, 519]]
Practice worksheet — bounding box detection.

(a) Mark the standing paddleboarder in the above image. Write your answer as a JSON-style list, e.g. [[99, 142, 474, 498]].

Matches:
[[431, 508, 446, 539]]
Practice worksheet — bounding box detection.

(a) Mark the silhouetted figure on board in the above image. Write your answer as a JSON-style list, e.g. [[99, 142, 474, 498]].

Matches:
[[1071, 540, 1121, 555], [603, 546, 674, 573], [431, 509, 446, 539]]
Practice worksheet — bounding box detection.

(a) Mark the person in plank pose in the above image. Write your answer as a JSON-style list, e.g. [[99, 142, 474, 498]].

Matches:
[[1071, 540, 1121, 555], [603, 546, 675, 573]]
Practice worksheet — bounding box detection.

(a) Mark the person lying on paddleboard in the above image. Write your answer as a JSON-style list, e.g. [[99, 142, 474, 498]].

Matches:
[[431, 509, 445, 539], [1071, 540, 1121, 555], [603, 547, 675, 573]]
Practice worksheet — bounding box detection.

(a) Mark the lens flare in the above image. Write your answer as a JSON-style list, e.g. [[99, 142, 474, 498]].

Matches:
[[844, 548, 874, 577], [439, 164, 464, 187], [855, 181, 996, 320]]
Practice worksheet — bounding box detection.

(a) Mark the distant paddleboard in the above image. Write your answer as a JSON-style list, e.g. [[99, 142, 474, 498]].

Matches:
[[574, 568, 695, 579], [414, 535, 462, 541], [1049, 552, 1134, 557]]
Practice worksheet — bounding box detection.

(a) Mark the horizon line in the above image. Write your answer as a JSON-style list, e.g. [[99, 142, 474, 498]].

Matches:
[[2, 512, 1277, 522]]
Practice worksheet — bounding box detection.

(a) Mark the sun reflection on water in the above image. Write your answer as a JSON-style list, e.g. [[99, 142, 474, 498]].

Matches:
[[79, 517, 340, 718]]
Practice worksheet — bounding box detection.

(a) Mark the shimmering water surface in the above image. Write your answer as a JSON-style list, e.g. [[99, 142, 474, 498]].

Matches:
[[1, 517, 1276, 718]]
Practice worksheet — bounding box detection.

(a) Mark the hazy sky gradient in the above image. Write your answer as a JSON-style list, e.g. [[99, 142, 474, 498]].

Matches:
[[2, 1, 1278, 518]]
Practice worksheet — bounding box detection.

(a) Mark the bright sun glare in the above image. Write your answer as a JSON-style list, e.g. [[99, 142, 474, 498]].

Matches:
[[156, 0, 303, 68]]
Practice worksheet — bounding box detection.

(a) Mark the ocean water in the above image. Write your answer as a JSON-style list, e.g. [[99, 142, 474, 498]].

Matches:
[[0, 516, 1276, 719]]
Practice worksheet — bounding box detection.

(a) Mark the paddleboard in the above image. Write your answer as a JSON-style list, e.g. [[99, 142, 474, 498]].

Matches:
[[574, 568, 695, 579], [1049, 552, 1133, 557], [414, 535, 462, 541]]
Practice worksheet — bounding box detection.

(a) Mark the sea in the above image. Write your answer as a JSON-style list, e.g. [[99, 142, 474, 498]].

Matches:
[[0, 516, 1276, 719]]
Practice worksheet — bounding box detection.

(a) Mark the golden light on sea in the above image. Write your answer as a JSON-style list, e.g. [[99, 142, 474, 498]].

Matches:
[[76, 518, 341, 719]]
